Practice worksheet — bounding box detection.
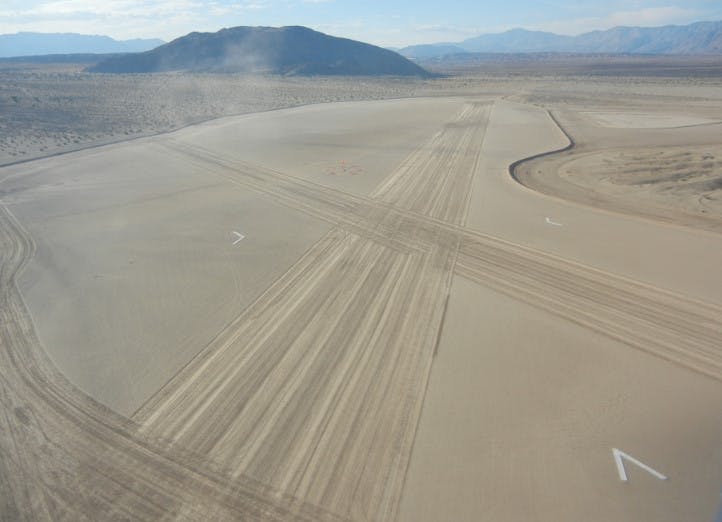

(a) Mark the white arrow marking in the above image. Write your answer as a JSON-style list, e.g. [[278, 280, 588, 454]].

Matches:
[[612, 448, 667, 482], [232, 231, 245, 245], [545, 217, 563, 227]]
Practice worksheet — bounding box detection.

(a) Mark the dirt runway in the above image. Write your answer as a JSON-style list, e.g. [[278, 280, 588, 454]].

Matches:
[[1, 97, 721, 521]]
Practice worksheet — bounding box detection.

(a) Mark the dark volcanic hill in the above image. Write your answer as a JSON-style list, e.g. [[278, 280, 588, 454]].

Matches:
[[87, 26, 429, 76]]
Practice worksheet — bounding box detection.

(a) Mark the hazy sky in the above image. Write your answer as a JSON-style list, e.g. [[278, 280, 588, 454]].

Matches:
[[1, 1, 722, 47]]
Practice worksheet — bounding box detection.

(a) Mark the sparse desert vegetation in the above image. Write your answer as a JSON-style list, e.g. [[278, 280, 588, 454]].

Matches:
[[0, 66, 443, 165]]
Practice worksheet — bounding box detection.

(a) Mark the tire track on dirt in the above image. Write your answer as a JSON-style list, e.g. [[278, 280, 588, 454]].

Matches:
[[2, 99, 721, 522], [133, 102, 489, 521]]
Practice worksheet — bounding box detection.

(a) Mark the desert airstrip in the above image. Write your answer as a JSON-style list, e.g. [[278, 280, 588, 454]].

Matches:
[[1, 66, 722, 521]]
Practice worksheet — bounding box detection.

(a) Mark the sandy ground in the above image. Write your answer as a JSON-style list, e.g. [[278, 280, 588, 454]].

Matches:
[[0, 96, 464, 415], [513, 93, 722, 232], [581, 111, 719, 128], [1, 66, 721, 521], [164, 97, 467, 196], [557, 145, 722, 219], [398, 101, 722, 521], [399, 277, 722, 522], [1, 144, 330, 415], [468, 101, 722, 304], [1, 95, 492, 520]]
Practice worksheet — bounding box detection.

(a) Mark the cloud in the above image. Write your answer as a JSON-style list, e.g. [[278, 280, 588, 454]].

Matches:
[[0, 0, 201, 23], [13, 0, 201, 17], [0, 0, 273, 39], [532, 6, 705, 35]]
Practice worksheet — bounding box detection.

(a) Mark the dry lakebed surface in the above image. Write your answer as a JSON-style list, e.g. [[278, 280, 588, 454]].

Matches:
[[1, 65, 722, 521]]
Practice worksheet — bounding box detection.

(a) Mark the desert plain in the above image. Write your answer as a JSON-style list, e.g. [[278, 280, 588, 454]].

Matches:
[[1, 58, 722, 521]]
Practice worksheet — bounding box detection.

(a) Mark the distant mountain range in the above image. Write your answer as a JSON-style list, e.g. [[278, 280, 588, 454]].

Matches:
[[0, 32, 164, 58], [400, 21, 722, 59], [88, 26, 429, 76], [9, 21, 721, 73]]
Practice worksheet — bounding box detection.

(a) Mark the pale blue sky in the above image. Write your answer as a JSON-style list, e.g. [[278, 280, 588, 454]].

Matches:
[[1, 1, 721, 47]]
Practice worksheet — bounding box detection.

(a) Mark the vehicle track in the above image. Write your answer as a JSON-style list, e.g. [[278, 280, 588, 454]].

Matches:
[[0, 203, 349, 522], [1, 100, 721, 521], [133, 102, 490, 521]]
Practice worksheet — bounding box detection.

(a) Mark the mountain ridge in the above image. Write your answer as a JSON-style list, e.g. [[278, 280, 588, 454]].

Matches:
[[400, 21, 722, 58], [0, 32, 164, 58]]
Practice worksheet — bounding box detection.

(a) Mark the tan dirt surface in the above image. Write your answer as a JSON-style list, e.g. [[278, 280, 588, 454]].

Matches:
[[399, 277, 722, 522], [1, 69, 722, 521], [514, 106, 722, 233]]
